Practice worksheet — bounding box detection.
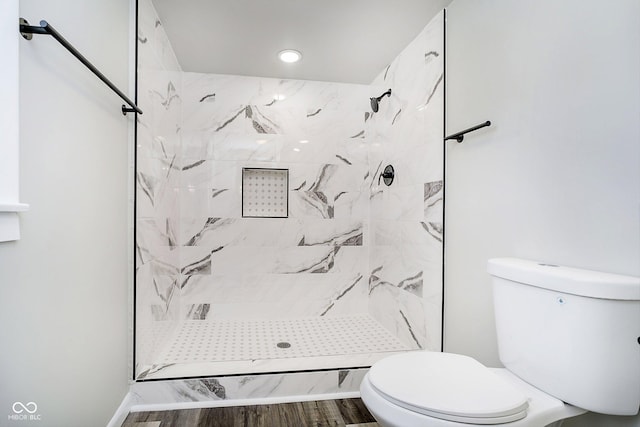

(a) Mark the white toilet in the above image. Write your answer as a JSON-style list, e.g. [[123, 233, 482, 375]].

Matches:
[[361, 258, 640, 426]]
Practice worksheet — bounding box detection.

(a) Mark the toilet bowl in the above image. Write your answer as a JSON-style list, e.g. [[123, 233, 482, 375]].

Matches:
[[360, 351, 586, 427], [360, 258, 640, 427]]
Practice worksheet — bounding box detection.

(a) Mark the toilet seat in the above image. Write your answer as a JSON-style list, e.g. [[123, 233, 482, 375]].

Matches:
[[368, 352, 529, 425]]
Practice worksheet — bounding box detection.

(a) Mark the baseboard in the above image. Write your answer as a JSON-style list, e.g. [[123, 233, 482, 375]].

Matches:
[[106, 392, 139, 427], [129, 390, 361, 413]]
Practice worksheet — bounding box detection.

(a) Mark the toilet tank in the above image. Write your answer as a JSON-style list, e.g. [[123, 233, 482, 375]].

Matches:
[[487, 258, 640, 416]]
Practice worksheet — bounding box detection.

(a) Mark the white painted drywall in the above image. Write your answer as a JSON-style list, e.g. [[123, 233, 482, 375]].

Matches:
[[0, 0, 26, 242], [445, 0, 640, 426], [0, 1, 132, 426]]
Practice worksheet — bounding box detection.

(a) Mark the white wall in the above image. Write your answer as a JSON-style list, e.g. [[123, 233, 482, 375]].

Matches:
[[445, 0, 640, 426], [0, 1, 132, 426], [0, 0, 25, 242]]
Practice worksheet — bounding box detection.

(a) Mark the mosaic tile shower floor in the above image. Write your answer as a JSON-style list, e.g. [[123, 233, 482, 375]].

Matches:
[[140, 315, 411, 379], [158, 315, 408, 363]]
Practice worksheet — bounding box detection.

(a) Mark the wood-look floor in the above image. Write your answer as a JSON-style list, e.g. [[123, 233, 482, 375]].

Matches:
[[121, 398, 379, 427]]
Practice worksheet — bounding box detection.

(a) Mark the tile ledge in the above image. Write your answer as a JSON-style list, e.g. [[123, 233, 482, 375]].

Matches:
[[0, 202, 29, 212]]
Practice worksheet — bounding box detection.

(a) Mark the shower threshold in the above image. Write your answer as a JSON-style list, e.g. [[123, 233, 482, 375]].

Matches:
[[137, 315, 412, 380]]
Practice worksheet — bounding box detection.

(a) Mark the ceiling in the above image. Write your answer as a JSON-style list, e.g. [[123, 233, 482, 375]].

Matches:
[[151, 0, 452, 84]]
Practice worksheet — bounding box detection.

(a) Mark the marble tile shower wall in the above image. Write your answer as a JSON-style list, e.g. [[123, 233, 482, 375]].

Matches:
[[366, 11, 444, 351], [131, 368, 369, 406], [134, 0, 444, 380], [178, 73, 374, 321], [135, 0, 183, 373]]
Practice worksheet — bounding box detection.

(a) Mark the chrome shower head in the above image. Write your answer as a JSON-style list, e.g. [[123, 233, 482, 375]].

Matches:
[[370, 89, 392, 113]]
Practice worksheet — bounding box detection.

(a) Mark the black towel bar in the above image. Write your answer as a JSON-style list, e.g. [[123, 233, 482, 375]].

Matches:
[[445, 121, 491, 143], [19, 18, 142, 116]]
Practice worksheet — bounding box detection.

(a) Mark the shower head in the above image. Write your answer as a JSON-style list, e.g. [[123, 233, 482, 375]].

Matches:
[[370, 98, 379, 113], [370, 89, 392, 113]]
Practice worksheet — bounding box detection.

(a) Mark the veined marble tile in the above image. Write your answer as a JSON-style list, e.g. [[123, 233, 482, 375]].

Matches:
[[388, 128, 442, 175], [317, 273, 369, 317], [131, 369, 369, 401], [136, 184, 179, 220], [185, 303, 210, 320], [135, 263, 181, 353], [188, 103, 289, 135], [366, 132, 442, 192], [288, 184, 369, 221], [382, 148, 443, 192], [186, 103, 365, 141], [136, 237, 179, 273], [273, 246, 366, 275], [197, 245, 364, 275], [338, 369, 368, 391], [178, 273, 368, 319], [201, 161, 240, 190], [137, 155, 181, 189], [135, 218, 178, 269], [182, 72, 370, 116], [178, 187, 211, 218], [179, 217, 236, 247], [210, 133, 281, 162], [424, 180, 444, 241], [223, 371, 338, 398], [135, 318, 178, 377], [337, 137, 370, 166], [136, 269, 179, 316], [295, 219, 365, 247], [138, 71, 182, 153], [278, 137, 369, 166], [333, 190, 369, 220], [289, 191, 335, 219], [134, 0, 182, 384], [179, 186, 242, 219], [180, 274, 264, 304], [371, 220, 443, 249], [137, 25, 162, 72], [181, 74, 368, 136], [180, 217, 302, 248], [423, 286, 444, 352], [369, 184, 424, 221], [202, 299, 332, 321], [180, 269, 354, 296], [285, 108, 364, 140], [180, 129, 212, 159], [136, 130, 181, 162], [369, 245, 437, 298], [179, 246, 214, 276], [289, 163, 369, 194], [135, 6, 445, 380], [367, 6, 444, 350], [368, 281, 427, 350], [136, 156, 180, 219], [179, 157, 213, 189], [372, 12, 444, 112], [137, 0, 182, 72], [202, 246, 274, 275]]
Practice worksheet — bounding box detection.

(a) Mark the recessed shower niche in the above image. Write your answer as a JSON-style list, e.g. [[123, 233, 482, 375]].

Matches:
[[134, 0, 445, 381], [242, 168, 289, 218]]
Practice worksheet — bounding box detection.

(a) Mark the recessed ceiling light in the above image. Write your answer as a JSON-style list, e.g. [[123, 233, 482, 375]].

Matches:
[[273, 93, 286, 101], [278, 49, 302, 63]]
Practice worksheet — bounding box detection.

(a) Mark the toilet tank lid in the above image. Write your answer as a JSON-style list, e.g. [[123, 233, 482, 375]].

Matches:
[[487, 258, 640, 300]]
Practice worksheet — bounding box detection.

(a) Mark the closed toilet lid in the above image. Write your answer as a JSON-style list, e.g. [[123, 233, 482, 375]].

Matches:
[[369, 352, 529, 424]]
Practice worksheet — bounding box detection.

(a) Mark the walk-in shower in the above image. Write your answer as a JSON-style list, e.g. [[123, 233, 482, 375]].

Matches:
[[134, 0, 445, 381]]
